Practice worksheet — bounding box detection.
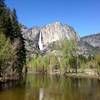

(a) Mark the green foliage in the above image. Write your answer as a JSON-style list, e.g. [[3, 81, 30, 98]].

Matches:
[[28, 37, 100, 74], [94, 54, 100, 73], [43, 55, 50, 69], [59, 38, 78, 72], [28, 54, 50, 72], [0, 0, 26, 79], [0, 32, 15, 60], [0, 32, 16, 77], [95, 54, 100, 65], [28, 38, 78, 73]]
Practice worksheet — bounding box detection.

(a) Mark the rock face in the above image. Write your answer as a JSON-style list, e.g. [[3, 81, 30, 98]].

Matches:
[[81, 33, 100, 48], [21, 25, 40, 58], [41, 22, 79, 45], [21, 22, 79, 58], [77, 33, 100, 57], [78, 40, 95, 57]]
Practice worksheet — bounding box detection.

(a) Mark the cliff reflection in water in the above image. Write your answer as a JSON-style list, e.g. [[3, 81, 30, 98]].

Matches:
[[0, 75, 100, 100]]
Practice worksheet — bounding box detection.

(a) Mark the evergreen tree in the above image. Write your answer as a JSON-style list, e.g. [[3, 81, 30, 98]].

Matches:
[[11, 9, 26, 78], [0, 0, 5, 7], [0, 0, 26, 80]]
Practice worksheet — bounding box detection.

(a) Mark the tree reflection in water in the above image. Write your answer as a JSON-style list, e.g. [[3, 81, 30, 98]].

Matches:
[[0, 75, 100, 100]]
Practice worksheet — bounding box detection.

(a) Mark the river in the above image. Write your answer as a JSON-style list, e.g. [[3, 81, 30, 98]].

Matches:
[[0, 74, 100, 100]]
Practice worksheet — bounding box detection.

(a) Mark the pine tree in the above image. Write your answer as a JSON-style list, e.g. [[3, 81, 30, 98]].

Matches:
[[0, 0, 26, 80], [11, 9, 26, 78], [0, 0, 5, 7]]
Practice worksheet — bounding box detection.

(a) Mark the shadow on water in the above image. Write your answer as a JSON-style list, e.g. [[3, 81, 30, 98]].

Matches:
[[0, 79, 27, 91], [0, 74, 100, 100]]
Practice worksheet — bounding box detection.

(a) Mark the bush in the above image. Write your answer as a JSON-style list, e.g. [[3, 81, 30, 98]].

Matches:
[[0, 32, 16, 77], [95, 54, 100, 66]]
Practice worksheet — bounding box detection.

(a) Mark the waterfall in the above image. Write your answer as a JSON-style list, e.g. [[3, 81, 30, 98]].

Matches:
[[38, 32, 44, 51]]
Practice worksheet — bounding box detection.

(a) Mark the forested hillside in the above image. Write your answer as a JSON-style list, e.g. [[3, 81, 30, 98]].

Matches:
[[0, 0, 26, 81]]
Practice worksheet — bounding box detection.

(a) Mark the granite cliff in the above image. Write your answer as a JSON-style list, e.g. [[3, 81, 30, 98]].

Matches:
[[81, 33, 100, 48], [21, 22, 79, 58]]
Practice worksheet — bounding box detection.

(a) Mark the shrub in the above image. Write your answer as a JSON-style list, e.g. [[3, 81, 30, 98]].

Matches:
[[0, 32, 16, 77]]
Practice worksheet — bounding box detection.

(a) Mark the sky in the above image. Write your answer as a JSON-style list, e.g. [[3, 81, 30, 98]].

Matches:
[[6, 0, 100, 37]]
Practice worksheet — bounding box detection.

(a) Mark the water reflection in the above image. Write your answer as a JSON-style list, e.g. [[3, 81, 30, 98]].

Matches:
[[39, 88, 44, 100], [0, 75, 100, 100]]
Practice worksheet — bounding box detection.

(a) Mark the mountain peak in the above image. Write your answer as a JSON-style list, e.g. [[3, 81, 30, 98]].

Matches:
[[44, 21, 62, 28], [53, 21, 62, 25]]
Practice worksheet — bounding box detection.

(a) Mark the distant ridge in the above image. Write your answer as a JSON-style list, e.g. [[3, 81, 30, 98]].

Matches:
[[81, 33, 100, 48]]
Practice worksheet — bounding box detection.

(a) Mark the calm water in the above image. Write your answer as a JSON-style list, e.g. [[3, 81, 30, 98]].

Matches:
[[0, 74, 100, 100]]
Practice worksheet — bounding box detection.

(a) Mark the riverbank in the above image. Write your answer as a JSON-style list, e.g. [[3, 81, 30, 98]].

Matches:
[[64, 73, 100, 80], [27, 67, 100, 80], [0, 77, 19, 83], [0, 68, 100, 82]]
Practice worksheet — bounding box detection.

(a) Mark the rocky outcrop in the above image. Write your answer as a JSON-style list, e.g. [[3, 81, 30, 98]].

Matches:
[[21, 26, 40, 58], [81, 33, 100, 48], [77, 40, 95, 58], [21, 22, 79, 58], [78, 33, 100, 56], [40, 22, 79, 45]]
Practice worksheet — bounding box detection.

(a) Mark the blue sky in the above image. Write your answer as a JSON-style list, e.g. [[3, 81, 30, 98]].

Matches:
[[6, 0, 100, 36]]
